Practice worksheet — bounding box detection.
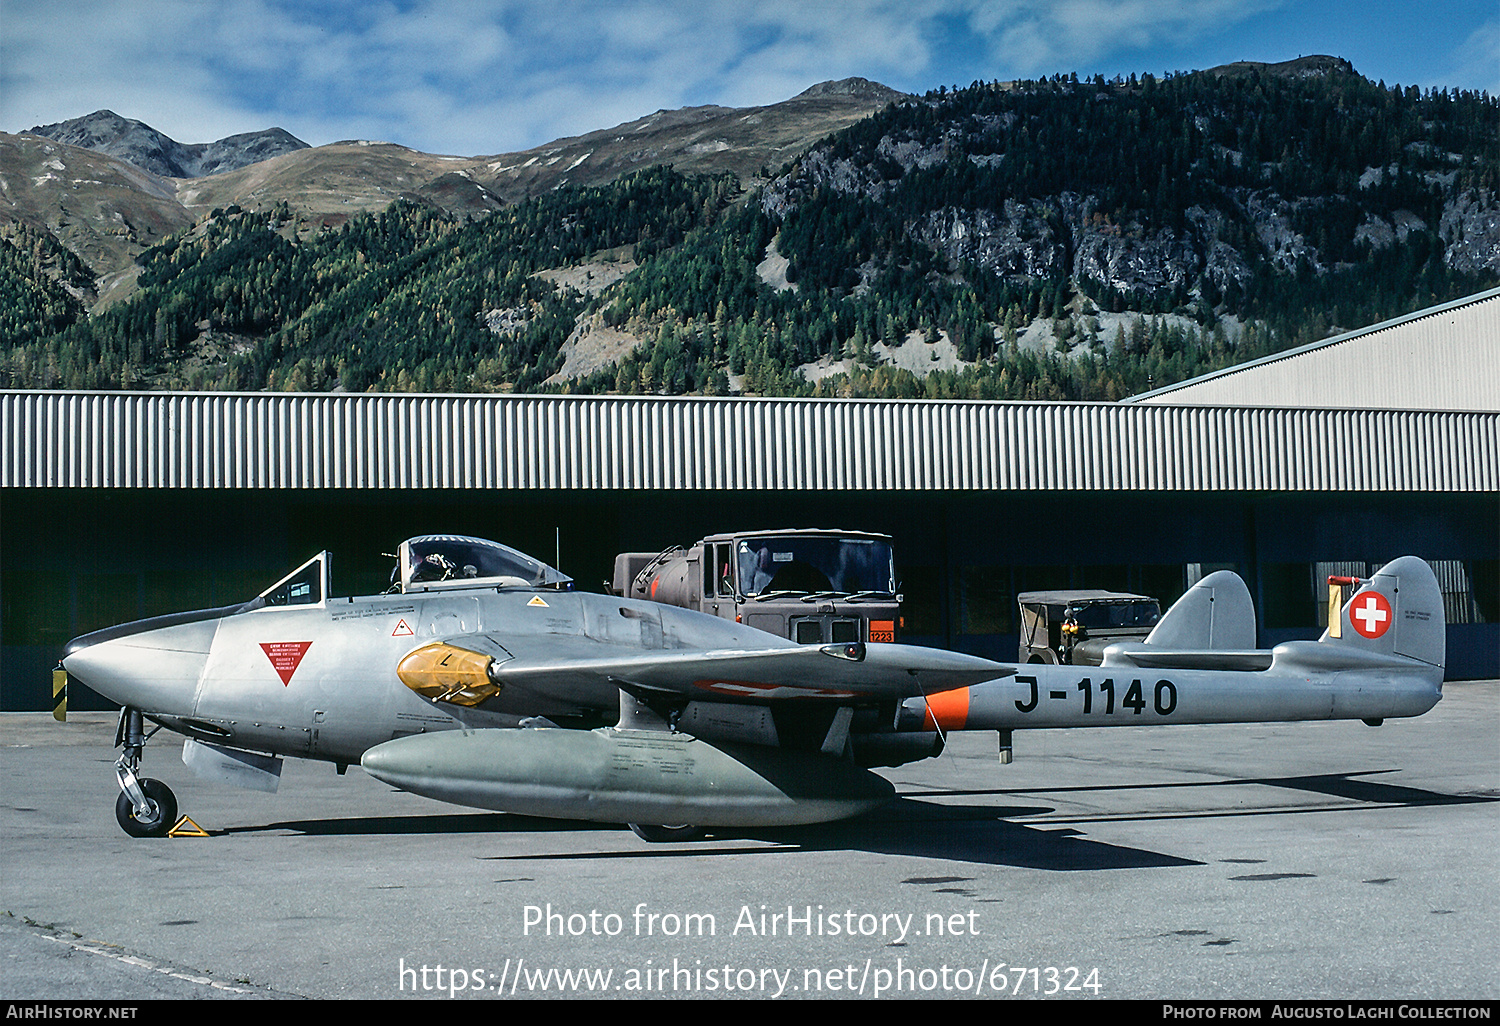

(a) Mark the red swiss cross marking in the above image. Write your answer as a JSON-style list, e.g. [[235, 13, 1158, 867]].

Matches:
[[1349, 592, 1393, 640], [260, 641, 312, 685]]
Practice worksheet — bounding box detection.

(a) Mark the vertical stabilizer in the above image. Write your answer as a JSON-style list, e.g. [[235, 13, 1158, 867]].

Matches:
[[1145, 570, 1257, 650], [1321, 557, 1445, 668]]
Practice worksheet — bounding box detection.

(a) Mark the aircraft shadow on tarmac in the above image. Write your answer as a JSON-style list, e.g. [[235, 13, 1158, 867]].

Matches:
[[212, 769, 1491, 870], [905, 768, 1497, 812], [222, 798, 1186, 870]]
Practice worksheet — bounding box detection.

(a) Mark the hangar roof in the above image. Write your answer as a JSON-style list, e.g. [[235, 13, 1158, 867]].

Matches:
[[3, 392, 1494, 492], [1125, 287, 1500, 411]]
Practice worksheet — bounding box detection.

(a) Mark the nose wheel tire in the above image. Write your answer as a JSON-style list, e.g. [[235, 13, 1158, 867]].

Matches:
[[628, 823, 703, 842], [115, 778, 177, 838]]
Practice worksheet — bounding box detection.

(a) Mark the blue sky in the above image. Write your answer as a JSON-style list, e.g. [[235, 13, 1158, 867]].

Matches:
[[3, 1, 1496, 157]]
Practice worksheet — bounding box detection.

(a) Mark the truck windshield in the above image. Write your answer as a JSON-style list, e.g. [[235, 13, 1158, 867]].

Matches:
[[735, 536, 895, 597]]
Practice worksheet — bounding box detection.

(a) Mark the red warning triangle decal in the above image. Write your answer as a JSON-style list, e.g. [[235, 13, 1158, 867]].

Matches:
[[391, 618, 415, 637], [260, 641, 312, 685]]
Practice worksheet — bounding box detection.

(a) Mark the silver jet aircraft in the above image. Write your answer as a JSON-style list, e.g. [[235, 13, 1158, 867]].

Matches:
[[60, 536, 1444, 841]]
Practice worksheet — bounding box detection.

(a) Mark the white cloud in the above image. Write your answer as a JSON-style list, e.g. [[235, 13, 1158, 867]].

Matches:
[[1452, 16, 1500, 95], [963, 0, 1287, 76], [0, 0, 1488, 158], [2, 0, 944, 151]]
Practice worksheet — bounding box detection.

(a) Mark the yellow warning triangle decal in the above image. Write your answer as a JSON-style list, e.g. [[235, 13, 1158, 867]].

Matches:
[[168, 816, 209, 838], [527, 596, 549, 607]]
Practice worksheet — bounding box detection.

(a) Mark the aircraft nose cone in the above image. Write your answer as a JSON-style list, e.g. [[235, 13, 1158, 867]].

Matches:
[[63, 632, 103, 660], [61, 617, 219, 712]]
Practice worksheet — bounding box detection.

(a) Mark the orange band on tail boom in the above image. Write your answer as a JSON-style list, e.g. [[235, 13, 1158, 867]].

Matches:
[[922, 687, 971, 731]]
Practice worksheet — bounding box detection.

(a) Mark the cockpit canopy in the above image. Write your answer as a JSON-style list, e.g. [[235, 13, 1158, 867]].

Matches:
[[240, 535, 573, 612], [394, 535, 573, 594]]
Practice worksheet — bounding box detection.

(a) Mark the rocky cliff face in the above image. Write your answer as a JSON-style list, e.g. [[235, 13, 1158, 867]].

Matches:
[[760, 73, 1500, 310], [910, 203, 1068, 281], [902, 197, 1257, 303], [1441, 189, 1500, 274], [26, 110, 308, 179]]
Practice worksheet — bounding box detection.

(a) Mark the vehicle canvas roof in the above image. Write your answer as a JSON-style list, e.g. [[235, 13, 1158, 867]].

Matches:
[[701, 528, 892, 542], [1018, 590, 1156, 606]]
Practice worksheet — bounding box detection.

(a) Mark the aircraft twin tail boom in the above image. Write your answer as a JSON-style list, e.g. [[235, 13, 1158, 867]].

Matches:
[[909, 556, 1443, 746]]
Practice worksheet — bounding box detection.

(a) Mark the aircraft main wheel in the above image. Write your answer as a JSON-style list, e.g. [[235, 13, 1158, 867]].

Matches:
[[115, 779, 177, 838], [628, 823, 703, 843]]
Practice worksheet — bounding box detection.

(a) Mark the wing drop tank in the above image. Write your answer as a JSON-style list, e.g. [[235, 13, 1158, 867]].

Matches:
[[361, 726, 895, 827]]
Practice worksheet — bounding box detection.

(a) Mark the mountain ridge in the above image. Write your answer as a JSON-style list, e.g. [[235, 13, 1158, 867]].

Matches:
[[2, 63, 1496, 399], [26, 109, 310, 179], [3, 80, 909, 303]]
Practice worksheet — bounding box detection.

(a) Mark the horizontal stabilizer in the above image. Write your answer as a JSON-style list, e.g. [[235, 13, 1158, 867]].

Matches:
[[1103, 648, 1273, 671], [1103, 570, 1258, 669]]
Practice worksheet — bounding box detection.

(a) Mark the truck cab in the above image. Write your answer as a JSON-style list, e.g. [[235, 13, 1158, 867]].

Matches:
[[610, 529, 900, 645]]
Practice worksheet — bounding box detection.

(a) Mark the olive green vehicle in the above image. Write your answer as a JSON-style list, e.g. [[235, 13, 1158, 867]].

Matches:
[[1018, 590, 1162, 665]]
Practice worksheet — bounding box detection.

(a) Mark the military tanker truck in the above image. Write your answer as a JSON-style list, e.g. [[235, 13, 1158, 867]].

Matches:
[[609, 529, 941, 769], [609, 529, 900, 645]]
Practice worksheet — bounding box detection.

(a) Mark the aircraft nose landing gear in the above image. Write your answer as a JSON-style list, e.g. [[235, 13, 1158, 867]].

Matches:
[[114, 708, 178, 838]]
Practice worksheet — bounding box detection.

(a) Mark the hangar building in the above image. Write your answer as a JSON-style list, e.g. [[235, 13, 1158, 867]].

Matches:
[[1127, 287, 1500, 410], [2, 292, 1496, 709]]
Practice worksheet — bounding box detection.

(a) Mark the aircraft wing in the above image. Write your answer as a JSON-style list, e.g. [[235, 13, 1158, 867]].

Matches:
[[396, 633, 1011, 708]]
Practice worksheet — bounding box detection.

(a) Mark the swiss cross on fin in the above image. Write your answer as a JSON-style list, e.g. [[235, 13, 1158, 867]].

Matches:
[[260, 641, 312, 685], [1350, 592, 1393, 640]]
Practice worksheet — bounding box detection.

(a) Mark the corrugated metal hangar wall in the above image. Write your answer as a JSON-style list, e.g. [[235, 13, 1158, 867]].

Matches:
[[3, 391, 1495, 709], [1129, 287, 1500, 410]]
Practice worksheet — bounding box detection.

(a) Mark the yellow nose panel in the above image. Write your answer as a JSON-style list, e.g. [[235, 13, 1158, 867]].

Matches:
[[397, 643, 501, 707]]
